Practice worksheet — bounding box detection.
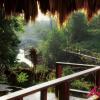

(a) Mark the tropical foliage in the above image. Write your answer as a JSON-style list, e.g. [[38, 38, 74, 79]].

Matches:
[[38, 11, 100, 66], [0, 9, 24, 68]]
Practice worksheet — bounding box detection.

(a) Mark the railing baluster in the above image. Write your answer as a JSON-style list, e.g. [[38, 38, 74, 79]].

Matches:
[[41, 88, 47, 100], [96, 70, 100, 87], [59, 81, 69, 100], [56, 64, 63, 78], [56, 64, 69, 100], [55, 64, 63, 97]]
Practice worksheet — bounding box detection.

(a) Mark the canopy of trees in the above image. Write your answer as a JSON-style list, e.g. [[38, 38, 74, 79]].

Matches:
[[37, 11, 100, 65], [0, 9, 24, 68]]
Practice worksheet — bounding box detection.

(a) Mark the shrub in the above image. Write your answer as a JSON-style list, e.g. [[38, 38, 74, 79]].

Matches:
[[36, 65, 48, 73], [17, 72, 28, 85], [71, 78, 94, 91], [63, 67, 73, 76]]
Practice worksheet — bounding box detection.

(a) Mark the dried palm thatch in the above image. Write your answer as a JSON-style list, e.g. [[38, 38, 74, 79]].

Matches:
[[0, 0, 100, 24]]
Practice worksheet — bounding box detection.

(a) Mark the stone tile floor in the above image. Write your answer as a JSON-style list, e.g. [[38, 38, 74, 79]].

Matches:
[[23, 92, 86, 100], [0, 84, 87, 100]]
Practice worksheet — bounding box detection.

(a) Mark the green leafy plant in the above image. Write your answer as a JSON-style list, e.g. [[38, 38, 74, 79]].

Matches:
[[38, 29, 67, 66], [0, 9, 24, 68], [63, 67, 73, 76], [0, 75, 7, 84], [17, 72, 28, 83], [71, 78, 94, 91]]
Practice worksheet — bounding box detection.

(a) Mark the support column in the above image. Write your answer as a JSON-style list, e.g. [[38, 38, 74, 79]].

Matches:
[[41, 88, 47, 100], [96, 70, 100, 87], [59, 81, 69, 100], [55, 64, 63, 97], [56, 64, 63, 78]]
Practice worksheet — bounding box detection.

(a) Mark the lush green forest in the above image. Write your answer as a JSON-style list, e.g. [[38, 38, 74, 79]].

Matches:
[[38, 12, 100, 66], [36, 12, 100, 91], [0, 10, 24, 69], [0, 10, 100, 96]]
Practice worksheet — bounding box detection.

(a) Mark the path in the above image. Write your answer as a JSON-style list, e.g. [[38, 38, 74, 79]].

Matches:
[[23, 92, 86, 100]]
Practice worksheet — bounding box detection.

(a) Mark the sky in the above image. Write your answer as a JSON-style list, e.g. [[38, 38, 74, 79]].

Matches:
[[36, 3, 50, 21]]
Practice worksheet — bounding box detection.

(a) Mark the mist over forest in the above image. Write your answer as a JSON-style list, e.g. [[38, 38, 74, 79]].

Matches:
[[19, 20, 56, 50]]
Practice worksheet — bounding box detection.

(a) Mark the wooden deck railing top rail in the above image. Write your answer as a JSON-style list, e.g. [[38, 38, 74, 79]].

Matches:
[[0, 65, 100, 100], [56, 62, 98, 67]]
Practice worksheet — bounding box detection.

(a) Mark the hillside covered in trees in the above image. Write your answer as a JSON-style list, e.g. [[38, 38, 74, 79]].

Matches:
[[37, 12, 100, 66]]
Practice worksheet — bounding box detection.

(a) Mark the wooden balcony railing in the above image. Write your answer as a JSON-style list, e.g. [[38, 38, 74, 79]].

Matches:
[[0, 62, 100, 100], [56, 62, 98, 78]]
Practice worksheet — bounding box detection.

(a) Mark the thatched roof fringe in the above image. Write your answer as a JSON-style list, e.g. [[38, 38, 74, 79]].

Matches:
[[15, 0, 23, 14], [0, 0, 100, 24], [38, 0, 50, 14]]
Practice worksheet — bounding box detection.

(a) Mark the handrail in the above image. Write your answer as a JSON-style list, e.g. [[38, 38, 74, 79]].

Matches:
[[55, 62, 98, 78], [0, 66, 100, 100], [56, 62, 98, 67]]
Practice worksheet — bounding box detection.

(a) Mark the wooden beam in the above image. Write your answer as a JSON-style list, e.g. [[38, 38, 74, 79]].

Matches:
[[8, 97, 23, 100], [56, 62, 97, 67], [70, 89, 90, 94]]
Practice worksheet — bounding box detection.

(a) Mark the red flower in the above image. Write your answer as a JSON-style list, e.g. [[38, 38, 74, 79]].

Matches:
[[88, 87, 100, 97]]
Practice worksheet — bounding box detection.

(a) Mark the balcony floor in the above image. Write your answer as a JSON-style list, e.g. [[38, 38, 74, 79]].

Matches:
[[23, 92, 86, 100]]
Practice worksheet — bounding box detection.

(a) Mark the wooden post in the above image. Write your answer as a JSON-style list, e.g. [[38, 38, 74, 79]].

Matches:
[[96, 70, 100, 87], [96, 71, 100, 100], [41, 88, 47, 100], [59, 81, 69, 100], [55, 64, 63, 97], [56, 64, 63, 78]]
